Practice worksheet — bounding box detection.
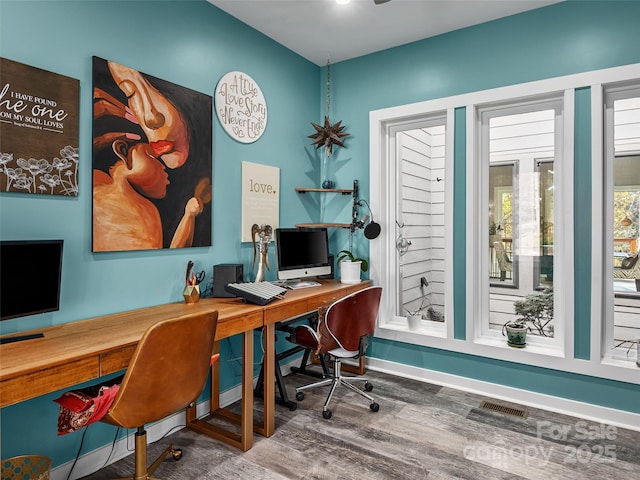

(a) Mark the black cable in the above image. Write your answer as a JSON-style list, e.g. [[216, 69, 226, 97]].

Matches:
[[68, 426, 121, 480], [65, 427, 87, 480]]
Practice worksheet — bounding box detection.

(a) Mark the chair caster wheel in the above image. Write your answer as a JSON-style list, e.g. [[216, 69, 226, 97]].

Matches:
[[289, 403, 298, 411], [370, 402, 380, 412], [295, 392, 304, 401], [322, 409, 332, 419], [172, 448, 183, 460], [364, 382, 373, 392]]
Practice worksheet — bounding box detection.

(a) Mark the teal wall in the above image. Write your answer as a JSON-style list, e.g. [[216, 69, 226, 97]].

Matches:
[[325, 0, 640, 415], [0, 0, 321, 466], [2, 0, 640, 472]]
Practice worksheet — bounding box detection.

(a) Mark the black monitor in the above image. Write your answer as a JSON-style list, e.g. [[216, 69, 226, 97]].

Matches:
[[275, 228, 331, 283], [0, 240, 64, 321]]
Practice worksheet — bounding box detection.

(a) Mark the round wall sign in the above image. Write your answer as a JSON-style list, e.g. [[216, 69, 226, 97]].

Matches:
[[214, 71, 267, 143]]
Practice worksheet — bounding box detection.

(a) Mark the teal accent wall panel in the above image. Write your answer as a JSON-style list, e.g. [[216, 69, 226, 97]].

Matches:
[[574, 87, 592, 360]]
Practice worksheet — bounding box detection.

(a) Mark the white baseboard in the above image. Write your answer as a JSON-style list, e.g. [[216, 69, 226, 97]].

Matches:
[[366, 357, 640, 433], [53, 355, 640, 479]]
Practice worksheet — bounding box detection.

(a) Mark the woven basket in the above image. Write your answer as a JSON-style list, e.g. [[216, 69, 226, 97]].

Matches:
[[1, 455, 51, 480]]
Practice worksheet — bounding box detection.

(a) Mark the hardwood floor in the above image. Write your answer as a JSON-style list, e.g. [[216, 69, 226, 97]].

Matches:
[[82, 369, 640, 479]]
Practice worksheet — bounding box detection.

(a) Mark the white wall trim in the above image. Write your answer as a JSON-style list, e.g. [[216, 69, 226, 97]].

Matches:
[[366, 357, 640, 434]]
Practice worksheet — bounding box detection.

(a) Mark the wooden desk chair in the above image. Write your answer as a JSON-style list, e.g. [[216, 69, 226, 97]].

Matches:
[[291, 286, 382, 419], [101, 312, 218, 480]]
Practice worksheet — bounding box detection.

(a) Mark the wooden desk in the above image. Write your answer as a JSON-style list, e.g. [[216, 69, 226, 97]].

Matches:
[[0, 299, 262, 451], [0, 280, 371, 450]]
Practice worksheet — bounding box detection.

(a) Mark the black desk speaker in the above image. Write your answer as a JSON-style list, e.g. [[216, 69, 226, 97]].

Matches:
[[213, 264, 243, 297]]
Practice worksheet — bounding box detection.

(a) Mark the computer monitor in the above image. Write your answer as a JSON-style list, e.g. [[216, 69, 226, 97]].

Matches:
[[275, 227, 331, 283], [0, 239, 64, 321]]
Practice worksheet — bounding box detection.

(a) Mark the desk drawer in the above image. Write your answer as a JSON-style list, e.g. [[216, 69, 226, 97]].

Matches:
[[264, 300, 308, 325], [307, 283, 370, 311], [0, 357, 99, 408], [100, 345, 135, 375], [216, 312, 262, 339]]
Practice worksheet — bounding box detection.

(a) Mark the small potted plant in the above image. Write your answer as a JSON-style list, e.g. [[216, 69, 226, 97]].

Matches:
[[503, 288, 553, 347], [404, 306, 423, 331], [337, 249, 368, 284], [502, 320, 529, 348]]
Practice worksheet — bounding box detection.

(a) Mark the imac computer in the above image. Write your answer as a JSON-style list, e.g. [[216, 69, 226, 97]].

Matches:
[[275, 227, 331, 288]]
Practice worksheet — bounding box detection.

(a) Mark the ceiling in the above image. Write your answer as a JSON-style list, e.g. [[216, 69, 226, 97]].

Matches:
[[208, 0, 562, 66]]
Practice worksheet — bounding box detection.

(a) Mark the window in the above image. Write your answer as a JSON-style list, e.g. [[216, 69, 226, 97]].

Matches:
[[397, 123, 447, 330], [489, 163, 516, 286], [603, 85, 640, 365], [371, 63, 639, 385], [475, 96, 571, 349], [371, 108, 454, 343]]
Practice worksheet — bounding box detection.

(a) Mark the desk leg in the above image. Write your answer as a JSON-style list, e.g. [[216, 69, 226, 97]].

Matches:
[[255, 323, 275, 437], [186, 335, 254, 451]]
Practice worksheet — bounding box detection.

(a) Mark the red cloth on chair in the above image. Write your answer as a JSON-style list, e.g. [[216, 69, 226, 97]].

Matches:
[[54, 377, 122, 435]]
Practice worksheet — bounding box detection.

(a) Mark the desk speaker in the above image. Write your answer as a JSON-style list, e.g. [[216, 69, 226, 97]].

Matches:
[[213, 264, 243, 297]]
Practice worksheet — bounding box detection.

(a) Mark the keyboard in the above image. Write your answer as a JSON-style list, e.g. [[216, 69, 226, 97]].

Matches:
[[225, 282, 287, 305]]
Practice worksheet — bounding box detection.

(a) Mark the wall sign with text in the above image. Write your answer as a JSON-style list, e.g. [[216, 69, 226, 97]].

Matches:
[[0, 58, 79, 196], [215, 71, 267, 143], [241, 161, 279, 242]]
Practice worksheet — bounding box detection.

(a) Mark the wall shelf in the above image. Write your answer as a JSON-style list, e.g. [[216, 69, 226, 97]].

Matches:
[[295, 222, 351, 228], [294, 180, 359, 229], [295, 187, 353, 195]]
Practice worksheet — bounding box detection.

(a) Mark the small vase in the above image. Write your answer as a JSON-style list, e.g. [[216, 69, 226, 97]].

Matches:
[[321, 149, 333, 189], [183, 285, 200, 303]]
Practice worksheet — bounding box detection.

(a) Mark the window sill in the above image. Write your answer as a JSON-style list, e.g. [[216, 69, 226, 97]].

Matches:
[[376, 320, 448, 347], [472, 334, 565, 359]]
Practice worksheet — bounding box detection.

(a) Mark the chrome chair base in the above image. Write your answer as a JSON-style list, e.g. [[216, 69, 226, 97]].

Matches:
[[295, 358, 379, 419]]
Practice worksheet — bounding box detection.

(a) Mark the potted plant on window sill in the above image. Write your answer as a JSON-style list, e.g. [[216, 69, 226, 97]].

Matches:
[[502, 288, 554, 347], [337, 249, 368, 284], [404, 306, 423, 331]]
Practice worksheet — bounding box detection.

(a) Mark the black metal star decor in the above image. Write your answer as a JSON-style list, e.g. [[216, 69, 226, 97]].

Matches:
[[308, 116, 350, 155]]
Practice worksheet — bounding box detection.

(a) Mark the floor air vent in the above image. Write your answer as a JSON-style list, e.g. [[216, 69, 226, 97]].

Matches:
[[480, 400, 528, 419]]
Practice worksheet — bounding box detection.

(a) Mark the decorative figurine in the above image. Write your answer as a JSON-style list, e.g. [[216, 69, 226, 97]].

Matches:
[[251, 224, 272, 282]]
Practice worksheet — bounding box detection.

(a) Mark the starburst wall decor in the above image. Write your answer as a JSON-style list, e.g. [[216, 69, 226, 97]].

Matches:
[[308, 116, 349, 155], [308, 57, 349, 188]]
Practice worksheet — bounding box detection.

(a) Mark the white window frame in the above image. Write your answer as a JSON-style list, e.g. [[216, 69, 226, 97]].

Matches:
[[596, 82, 640, 369], [371, 63, 640, 385], [370, 108, 455, 347], [472, 95, 572, 357]]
